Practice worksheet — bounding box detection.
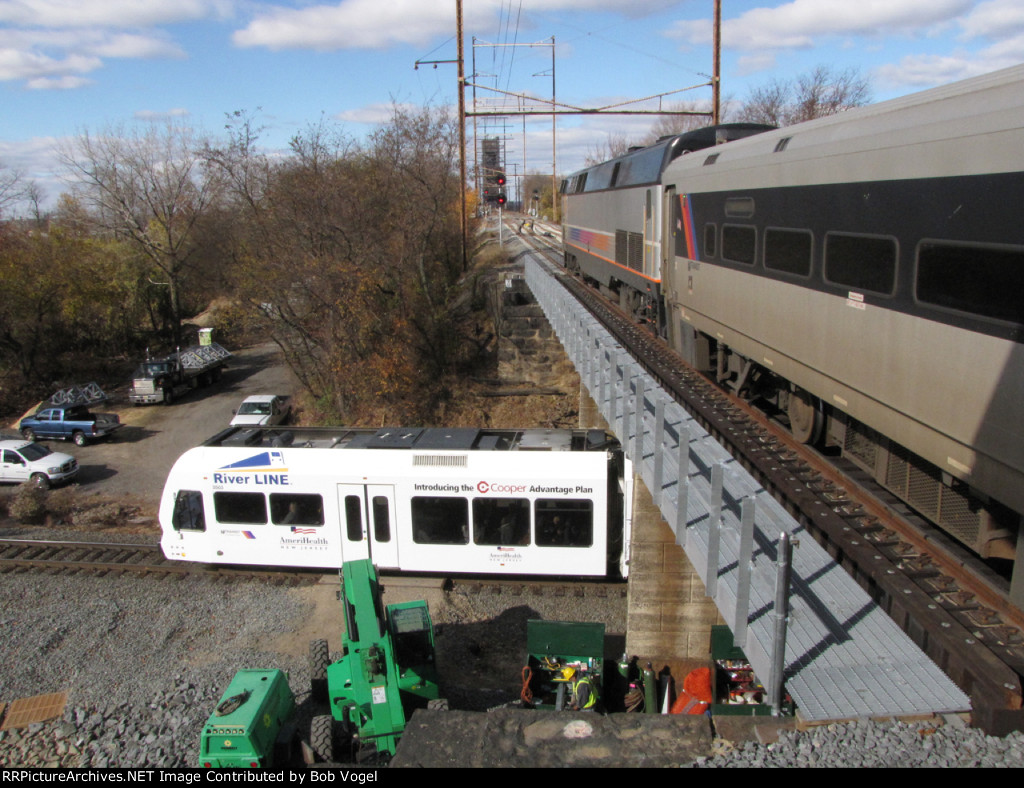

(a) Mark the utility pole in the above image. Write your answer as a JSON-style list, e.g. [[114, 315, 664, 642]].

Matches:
[[713, 0, 721, 124], [456, 0, 468, 270]]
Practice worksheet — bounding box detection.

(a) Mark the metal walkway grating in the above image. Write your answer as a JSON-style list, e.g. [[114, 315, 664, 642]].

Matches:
[[524, 254, 970, 721]]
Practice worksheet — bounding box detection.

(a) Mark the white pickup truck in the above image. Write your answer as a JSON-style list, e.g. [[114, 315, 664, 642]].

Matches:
[[0, 439, 79, 488], [230, 395, 291, 427]]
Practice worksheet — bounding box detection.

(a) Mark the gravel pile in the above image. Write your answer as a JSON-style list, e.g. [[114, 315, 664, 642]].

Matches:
[[697, 717, 1024, 768], [0, 569, 313, 768]]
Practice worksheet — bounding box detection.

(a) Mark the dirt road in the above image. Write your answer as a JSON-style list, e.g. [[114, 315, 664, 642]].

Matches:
[[20, 342, 296, 518]]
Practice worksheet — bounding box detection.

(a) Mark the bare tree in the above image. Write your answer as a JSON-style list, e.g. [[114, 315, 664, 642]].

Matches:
[[737, 65, 872, 127], [584, 132, 637, 167], [58, 121, 224, 345], [0, 162, 33, 218], [646, 101, 715, 142]]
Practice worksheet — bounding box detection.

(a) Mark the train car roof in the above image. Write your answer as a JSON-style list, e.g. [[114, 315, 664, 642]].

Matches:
[[661, 63, 1024, 189], [200, 426, 619, 452], [563, 123, 774, 193]]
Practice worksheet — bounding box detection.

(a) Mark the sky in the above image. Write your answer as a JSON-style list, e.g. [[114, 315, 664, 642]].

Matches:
[[1, 0, 1023, 208]]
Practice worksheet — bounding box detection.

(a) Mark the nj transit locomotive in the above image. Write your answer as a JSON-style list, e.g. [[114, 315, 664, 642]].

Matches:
[[160, 426, 632, 578], [562, 65, 1024, 592]]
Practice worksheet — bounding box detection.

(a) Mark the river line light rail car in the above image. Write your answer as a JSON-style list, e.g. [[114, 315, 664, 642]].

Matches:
[[160, 426, 632, 578], [561, 65, 1024, 602]]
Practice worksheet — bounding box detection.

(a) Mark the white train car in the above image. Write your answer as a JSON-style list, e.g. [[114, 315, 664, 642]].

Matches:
[[160, 426, 632, 578]]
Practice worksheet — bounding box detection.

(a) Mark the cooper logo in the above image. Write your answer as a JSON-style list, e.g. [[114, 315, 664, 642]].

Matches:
[[478, 481, 527, 494]]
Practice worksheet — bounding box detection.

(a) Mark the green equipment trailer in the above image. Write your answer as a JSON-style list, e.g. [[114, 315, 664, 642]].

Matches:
[[198, 669, 297, 768], [522, 619, 606, 711], [309, 559, 442, 763]]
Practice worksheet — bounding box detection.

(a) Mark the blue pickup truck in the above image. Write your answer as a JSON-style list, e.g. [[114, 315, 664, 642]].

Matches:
[[20, 405, 123, 446]]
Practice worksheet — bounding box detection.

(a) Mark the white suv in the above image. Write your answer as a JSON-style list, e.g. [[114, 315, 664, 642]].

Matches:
[[0, 439, 79, 488]]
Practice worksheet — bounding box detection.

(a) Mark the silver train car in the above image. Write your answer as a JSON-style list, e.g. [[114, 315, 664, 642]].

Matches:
[[160, 426, 632, 578], [562, 65, 1024, 596], [561, 124, 773, 330]]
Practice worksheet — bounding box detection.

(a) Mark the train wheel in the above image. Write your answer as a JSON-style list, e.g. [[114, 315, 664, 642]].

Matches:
[[310, 715, 335, 764], [310, 639, 330, 703], [788, 387, 824, 445]]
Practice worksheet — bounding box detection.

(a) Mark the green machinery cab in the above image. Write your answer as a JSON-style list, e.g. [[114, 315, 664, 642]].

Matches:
[[310, 559, 441, 762], [199, 669, 296, 768]]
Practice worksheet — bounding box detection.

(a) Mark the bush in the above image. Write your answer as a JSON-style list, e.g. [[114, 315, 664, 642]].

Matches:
[[72, 502, 128, 529], [9, 483, 47, 524]]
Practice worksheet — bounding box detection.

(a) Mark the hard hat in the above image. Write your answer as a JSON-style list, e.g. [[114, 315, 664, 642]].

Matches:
[[562, 666, 576, 680]]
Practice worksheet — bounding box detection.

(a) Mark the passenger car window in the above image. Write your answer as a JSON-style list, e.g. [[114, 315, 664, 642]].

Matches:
[[270, 493, 324, 526], [764, 228, 813, 277], [412, 497, 469, 545], [825, 233, 897, 295], [916, 242, 1024, 324], [473, 498, 530, 546], [535, 500, 593, 547], [371, 496, 392, 543], [213, 491, 267, 525], [722, 225, 757, 266], [172, 490, 206, 532]]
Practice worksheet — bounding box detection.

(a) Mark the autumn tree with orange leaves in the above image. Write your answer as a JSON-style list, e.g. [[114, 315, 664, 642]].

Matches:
[[207, 106, 469, 424]]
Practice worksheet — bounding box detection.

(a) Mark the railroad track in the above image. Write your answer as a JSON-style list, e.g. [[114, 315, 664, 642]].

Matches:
[[514, 222, 1024, 733], [0, 537, 318, 584]]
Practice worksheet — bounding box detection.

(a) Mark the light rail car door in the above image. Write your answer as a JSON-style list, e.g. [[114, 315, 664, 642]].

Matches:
[[337, 484, 399, 569]]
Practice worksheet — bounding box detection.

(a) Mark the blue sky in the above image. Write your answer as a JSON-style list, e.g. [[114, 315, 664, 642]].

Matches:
[[2, 0, 1023, 208]]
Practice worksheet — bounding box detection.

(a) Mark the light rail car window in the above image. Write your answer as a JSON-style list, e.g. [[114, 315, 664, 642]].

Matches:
[[824, 233, 897, 295], [213, 491, 267, 525], [916, 242, 1024, 324], [172, 490, 205, 532], [722, 225, 756, 266], [372, 496, 392, 543], [764, 228, 813, 277], [343, 495, 362, 541], [411, 496, 469, 545], [270, 493, 324, 526], [535, 500, 593, 547], [473, 499, 530, 546]]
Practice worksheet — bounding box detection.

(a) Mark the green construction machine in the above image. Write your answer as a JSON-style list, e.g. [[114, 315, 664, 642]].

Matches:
[[308, 559, 442, 763], [198, 669, 297, 768]]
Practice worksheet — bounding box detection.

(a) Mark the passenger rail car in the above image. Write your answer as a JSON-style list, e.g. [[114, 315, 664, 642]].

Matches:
[[565, 64, 1024, 590], [160, 426, 632, 578], [561, 124, 772, 330]]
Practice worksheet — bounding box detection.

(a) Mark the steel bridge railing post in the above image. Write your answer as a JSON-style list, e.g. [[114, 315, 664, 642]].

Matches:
[[770, 530, 794, 717], [733, 497, 756, 650]]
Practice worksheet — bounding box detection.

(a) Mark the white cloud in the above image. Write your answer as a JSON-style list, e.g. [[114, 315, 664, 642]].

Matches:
[[25, 74, 92, 90], [958, 0, 1024, 40], [873, 53, 990, 87], [231, 0, 684, 52], [0, 43, 102, 82], [334, 102, 421, 125], [233, 0, 464, 51], [90, 33, 185, 60], [0, 0, 233, 28], [0, 9, 190, 87], [669, 0, 975, 51], [134, 108, 192, 121]]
